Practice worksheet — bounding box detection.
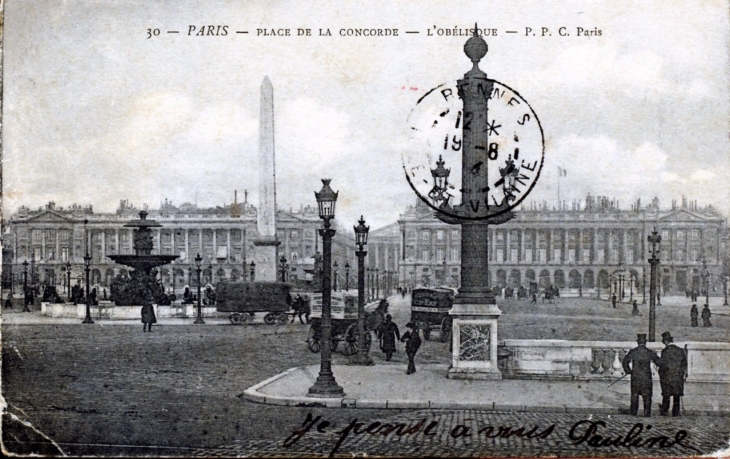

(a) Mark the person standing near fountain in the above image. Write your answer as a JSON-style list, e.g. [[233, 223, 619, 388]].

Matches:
[[142, 303, 156, 332]]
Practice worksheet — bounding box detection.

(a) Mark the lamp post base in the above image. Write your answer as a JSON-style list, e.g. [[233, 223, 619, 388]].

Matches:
[[82, 317, 94, 324], [307, 374, 345, 398], [349, 353, 374, 366], [194, 316, 205, 324]]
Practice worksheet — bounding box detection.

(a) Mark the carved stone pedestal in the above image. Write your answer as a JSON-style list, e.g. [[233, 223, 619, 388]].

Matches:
[[447, 303, 502, 380], [252, 236, 280, 282]]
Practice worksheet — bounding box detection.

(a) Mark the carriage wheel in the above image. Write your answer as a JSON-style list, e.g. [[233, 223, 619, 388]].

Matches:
[[229, 313, 241, 325], [264, 313, 276, 325], [276, 313, 288, 325], [422, 326, 431, 341], [307, 326, 321, 353], [440, 317, 452, 343]]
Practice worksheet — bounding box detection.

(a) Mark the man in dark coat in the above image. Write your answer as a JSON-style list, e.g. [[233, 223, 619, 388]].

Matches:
[[657, 332, 687, 417], [701, 304, 712, 327], [141, 303, 156, 332], [622, 333, 659, 416], [632, 300, 641, 316], [611, 294, 617, 308], [401, 322, 422, 375], [378, 314, 400, 361], [690, 304, 698, 327]]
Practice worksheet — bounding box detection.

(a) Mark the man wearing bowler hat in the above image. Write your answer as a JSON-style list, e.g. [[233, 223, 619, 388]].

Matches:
[[657, 331, 687, 416], [622, 333, 659, 416]]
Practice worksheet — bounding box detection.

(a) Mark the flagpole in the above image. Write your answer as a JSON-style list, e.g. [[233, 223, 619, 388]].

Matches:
[[557, 166, 561, 210]]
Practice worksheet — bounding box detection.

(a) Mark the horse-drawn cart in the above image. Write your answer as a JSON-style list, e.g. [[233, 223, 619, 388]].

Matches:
[[306, 292, 386, 355], [410, 287, 455, 342], [216, 281, 292, 325]]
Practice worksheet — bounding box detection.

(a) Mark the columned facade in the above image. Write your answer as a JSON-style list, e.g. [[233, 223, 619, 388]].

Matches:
[[386, 195, 727, 297]]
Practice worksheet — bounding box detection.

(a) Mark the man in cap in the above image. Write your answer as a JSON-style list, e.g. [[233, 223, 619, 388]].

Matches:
[[657, 331, 687, 416], [622, 333, 660, 416]]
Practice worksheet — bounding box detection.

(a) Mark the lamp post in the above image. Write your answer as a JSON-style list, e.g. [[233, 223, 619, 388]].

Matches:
[[65, 261, 72, 301], [351, 215, 373, 366], [308, 179, 345, 397], [723, 275, 728, 306], [629, 272, 634, 302], [642, 268, 646, 304], [194, 253, 205, 324], [22, 260, 29, 312], [375, 268, 380, 299], [366, 267, 371, 302], [250, 260, 256, 282], [280, 255, 288, 283], [345, 262, 350, 291], [82, 219, 94, 324], [701, 256, 710, 307], [333, 260, 338, 291], [647, 228, 661, 342]]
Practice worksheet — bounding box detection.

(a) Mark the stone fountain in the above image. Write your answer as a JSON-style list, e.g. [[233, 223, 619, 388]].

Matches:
[[107, 211, 178, 306]]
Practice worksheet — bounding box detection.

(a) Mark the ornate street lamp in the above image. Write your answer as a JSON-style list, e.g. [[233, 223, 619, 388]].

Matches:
[[701, 256, 710, 307], [642, 268, 646, 304], [194, 253, 205, 324], [333, 260, 339, 291], [345, 262, 350, 291], [64, 261, 72, 301], [647, 228, 662, 342], [280, 255, 288, 283], [22, 260, 29, 312], [82, 220, 94, 324], [250, 260, 256, 282], [308, 179, 345, 397], [351, 215, 373, 366], [723, 275, 729, 306]]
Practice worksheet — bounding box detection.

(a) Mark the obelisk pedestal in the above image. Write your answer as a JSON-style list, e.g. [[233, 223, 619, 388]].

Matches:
[[253, 76, 280, 281]]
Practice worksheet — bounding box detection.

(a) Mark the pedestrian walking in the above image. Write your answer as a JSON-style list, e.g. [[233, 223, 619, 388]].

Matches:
[[632, 300, 641, 316], [4, 296, 13, 309], [657, 332, 687, 417], [378, 314, 400, 361], [531, 292, 537, 304], [701, 304, 712, 327], [622, 333, 659, 417], [401, 322, 422, 375], [612, 294, 617, 309], [690, 304, 698, 327], [141, 303, 156, 332]]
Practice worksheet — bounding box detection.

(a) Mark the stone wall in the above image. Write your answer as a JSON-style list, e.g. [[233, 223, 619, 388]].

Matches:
[[498, 339, 730, 382]]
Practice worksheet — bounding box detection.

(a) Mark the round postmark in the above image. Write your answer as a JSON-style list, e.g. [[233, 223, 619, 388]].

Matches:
[[402, 79, 544, 220]]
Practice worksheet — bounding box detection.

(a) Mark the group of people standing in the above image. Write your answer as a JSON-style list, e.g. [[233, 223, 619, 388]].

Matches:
[[377, 314, 422, 375], [690, 303, 712, 327], [622, 332, 687, 417]]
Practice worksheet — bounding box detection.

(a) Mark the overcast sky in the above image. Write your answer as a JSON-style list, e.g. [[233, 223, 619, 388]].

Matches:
[[4, 0, 729, 230]]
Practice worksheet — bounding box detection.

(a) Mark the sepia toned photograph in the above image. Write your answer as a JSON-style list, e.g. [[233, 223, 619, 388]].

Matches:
[[1, 0, 729, 457]]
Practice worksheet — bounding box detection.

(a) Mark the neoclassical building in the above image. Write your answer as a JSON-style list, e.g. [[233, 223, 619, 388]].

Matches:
[[367, 195, 728, 297], [2, 196, 357, 295]]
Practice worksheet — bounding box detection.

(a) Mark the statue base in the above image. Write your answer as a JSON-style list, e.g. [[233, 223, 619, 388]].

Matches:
[[446, 302, 502, 380], [252, 236, 280, 282]]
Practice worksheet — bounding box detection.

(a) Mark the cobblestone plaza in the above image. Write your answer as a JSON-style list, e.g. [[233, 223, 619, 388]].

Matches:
[[3, 295, 729, 457]]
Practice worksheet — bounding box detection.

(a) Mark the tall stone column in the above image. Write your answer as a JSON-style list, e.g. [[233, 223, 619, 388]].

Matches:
[[252, 76, 280, 281], [446, 33, 502, 380]]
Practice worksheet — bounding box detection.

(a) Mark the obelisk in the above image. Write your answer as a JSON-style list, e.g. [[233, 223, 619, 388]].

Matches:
[[252, 76, 280, 281]]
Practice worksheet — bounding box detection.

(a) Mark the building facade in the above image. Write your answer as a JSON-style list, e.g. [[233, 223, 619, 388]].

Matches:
[[369, 195, 728, 297], [2, 197, 357, 295]]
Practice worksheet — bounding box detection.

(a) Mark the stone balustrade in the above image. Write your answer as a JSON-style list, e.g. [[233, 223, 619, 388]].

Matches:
[[498, 339, 730, 382]]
